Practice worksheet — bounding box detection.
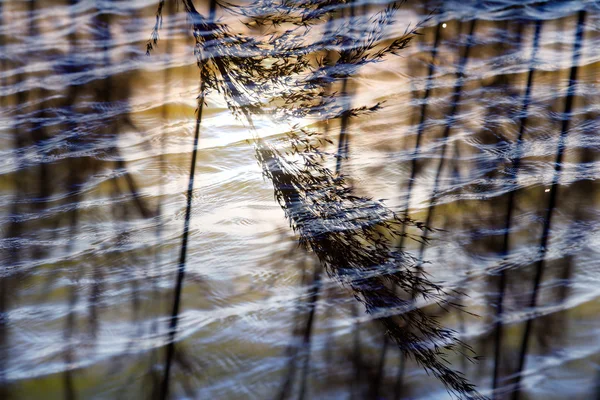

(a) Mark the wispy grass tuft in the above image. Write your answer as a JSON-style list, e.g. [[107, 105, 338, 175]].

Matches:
[[148, 1, 484, 398]]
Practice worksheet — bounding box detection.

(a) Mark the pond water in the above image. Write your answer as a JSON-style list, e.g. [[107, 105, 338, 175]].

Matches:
[[1, 0, 599, 399]]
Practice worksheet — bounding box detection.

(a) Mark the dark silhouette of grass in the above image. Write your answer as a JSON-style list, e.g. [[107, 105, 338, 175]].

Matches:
[[148, 1, 484, 398], [511, 9, 586, 400], [492, 19, 543, 400]]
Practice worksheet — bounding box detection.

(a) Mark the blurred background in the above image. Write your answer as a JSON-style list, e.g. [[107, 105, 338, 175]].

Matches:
[[0, 0, 599, 399]]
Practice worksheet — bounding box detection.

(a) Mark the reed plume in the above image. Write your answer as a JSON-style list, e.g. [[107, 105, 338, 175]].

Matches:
[[148, 1, 484, 397]]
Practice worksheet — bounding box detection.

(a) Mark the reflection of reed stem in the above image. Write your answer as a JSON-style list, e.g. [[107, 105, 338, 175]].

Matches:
[[155, 0, 174, 313], [511, 10, 586, 400], [25, 0, 51, 310], [161, 3, 215, 396], [296, 1, 359, 393], [277, 254, 309, 400], [415, 18, 477, 271], [160, 77, 206, 400], [492, 19, 543, 399], [62, 0, 83, 397], [400, 12, 444, 235], [0, 1, 9, 396], [334, 4, 365, 397], [372, 15, 444, 398], [394, 18, 477, 399], [298, 264, 323, 400], [150, 0, 175, 395]]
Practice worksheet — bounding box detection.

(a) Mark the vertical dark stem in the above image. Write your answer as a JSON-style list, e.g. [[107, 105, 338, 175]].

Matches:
[[0, 2, 9, 397], [595, 367, 600, 400], [492, 19, 543, 399], [62, 0, 82, 398], [28, 0, 50, 234], [1, 0, 35, 393], [372, 15, 443, 398], [295, 5, 356, 397], [449, 141, 467, 376], [335, 77, 352, 174], [350, 297, 362, 400], [160, 3, 216, 397], [415, 18, 477, 268], [64, 138, 80, 400], [392, 354, 406, 400], [335, 0, 356, 176], [297, 264, 323, 400], [400, 19, 444, 234], [319, 7, 344, 372], [160, 78, 205, 400], [276, 255, 311, 400], [156, 0, 175, 314], [394, 18, 477, 399], [334, 3, 364, 398], [150, 0, 175, 395], [511, 10, 585, 400]]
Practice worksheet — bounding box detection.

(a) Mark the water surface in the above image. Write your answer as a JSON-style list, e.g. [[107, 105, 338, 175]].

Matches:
[[1, 0, 600, 399]]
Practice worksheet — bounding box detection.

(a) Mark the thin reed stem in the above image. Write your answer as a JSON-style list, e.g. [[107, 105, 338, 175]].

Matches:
[[415, 18, 477, 270], [160, 0, 217, 396], [160, 77, 205, 400], [394, 18, 477, 398], [511, 10, 586, 400], [492, 19, 543, 399], [372, 14, 444, 398]]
